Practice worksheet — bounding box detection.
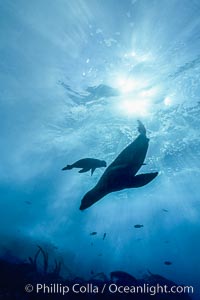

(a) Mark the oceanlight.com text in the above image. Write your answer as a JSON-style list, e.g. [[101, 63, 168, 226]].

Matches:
[[24, 282, 194, 296]]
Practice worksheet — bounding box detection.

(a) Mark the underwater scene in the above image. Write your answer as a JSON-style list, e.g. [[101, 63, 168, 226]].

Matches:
[[0, 0, 200, 299]]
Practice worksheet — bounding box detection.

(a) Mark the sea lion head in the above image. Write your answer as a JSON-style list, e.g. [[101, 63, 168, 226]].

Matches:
[[100, 160, 107, 167], [79, 187, 104, 211]]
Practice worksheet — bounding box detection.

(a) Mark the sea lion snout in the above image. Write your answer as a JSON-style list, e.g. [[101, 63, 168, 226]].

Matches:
[[79, 190, 94, 211], [101, 160, 107, 167], [80, 188, 104, 210]]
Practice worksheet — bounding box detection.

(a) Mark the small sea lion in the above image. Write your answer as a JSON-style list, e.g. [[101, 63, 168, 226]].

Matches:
[[62, 158, 107, 175], [80, 120, 158, 210]]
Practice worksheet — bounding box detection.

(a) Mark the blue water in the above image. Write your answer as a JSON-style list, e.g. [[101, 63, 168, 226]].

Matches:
[[0, 0, 200, 298]]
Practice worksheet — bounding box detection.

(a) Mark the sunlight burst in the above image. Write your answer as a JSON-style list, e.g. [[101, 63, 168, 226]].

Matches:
[[117, 98, 150, 116], [116, 76, 146, 94]]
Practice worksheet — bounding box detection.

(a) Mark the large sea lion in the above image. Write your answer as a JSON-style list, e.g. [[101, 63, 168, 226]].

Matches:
[[80, 120, 158, 210], [62, 158, 107, 175]]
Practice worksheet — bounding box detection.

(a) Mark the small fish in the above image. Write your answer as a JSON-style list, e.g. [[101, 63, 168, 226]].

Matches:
[[162, 209, 169, 212], [90, 232, 97, 235], [91, 270, 94, 275], [98, 254, 102, 256], [134, 224, 144, 228], [25, 201, 32, 205], [103, 233, 106, 240], [164, 261, 172, 265]]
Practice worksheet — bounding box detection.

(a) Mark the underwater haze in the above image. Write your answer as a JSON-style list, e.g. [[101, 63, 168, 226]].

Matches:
[[0, 0, 200, 298]]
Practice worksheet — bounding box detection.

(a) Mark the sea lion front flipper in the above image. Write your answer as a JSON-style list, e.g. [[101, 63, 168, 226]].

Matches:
[[79, 167, 91, 173], [129, 172, 158, 188], [91, 168, 96, 176]]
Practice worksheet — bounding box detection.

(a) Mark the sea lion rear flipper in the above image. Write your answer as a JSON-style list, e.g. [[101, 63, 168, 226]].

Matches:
[[137, 120, 146, 135], [129, 172, 158, 188], [91, 168, 96, 176], [79, 167, 91, 173]]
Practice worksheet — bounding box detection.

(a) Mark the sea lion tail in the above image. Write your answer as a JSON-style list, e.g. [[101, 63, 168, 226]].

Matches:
[[137, 120, 146, 135], [62, 165, 73, 171]]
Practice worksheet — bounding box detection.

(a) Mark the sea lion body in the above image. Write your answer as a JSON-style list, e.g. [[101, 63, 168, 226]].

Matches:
[[80, 121, 158, 210]]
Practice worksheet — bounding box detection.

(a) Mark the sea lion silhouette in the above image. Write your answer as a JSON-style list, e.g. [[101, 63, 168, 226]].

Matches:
[[62, 158, 107, 175], [80, 120, 158, 210]]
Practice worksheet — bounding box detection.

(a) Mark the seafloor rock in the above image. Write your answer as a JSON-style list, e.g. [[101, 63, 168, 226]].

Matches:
[[0, 254, 192, 300]]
